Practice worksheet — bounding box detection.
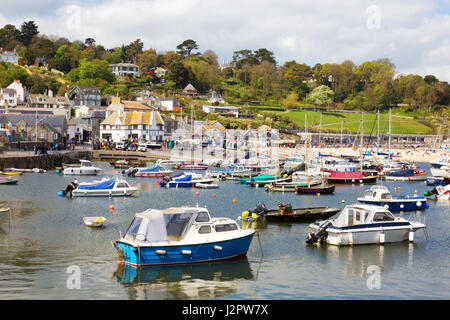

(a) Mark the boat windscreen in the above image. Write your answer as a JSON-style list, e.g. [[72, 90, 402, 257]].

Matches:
[[124, 217, 143, 238], [164, 213, 193, 239]]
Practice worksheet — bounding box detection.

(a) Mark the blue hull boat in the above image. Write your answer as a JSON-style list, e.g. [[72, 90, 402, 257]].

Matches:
[[113, 206, 256, 267], [357, 186, 428, 211], [115, 234, 254, 267]]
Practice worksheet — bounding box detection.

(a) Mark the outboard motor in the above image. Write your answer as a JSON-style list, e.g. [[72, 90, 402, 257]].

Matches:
[[158, 175, 171, 187], [424, 187, 437, 197], [62, 181, 78, 197], [305, 220, 332, 244], [251, 203, 267, 219], [127, 168, 139, 177]]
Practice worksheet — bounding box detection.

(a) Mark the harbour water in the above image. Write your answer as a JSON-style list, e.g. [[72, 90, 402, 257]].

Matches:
[[0, 162, 448, 300]]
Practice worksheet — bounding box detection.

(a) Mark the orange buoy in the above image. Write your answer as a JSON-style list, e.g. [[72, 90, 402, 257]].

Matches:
[[195, 191, 200, 196], [233, 199, 236, 203], [212, 194, 216, 198], [109, 205, 115, 211]]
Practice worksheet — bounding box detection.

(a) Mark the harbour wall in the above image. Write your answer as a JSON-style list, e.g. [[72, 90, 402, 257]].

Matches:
[[0, 151, 93, 170]]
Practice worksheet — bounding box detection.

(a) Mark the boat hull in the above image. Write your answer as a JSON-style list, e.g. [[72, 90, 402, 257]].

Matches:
[[327, 176, 377, 183], [295, 185, 335, 194], [115, 232, 255, 267], [357, 199, 428, 211], [264, 207, 340, 223], [325, 224, 418, 245], [63, 168, 102, 175], [72, 189, 138, 197], [384, 174, 427, 181]]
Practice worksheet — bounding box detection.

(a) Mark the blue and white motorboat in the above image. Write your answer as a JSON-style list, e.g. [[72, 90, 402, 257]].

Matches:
[[426, 176, 448, 186], [357, 186, 429, 211], [125, 165, 173, 178], [112, 206, 256, 267], [65, 178, 138, 197], [306, 204, 427, 246], [384, 168, 428, 181], [158, 172, 215, 188]]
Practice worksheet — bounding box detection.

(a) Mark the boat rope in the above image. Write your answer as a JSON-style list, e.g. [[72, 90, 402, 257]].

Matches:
[[255, 230, 263, 258]]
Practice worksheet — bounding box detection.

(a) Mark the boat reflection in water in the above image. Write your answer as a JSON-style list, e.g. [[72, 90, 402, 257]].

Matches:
[[114, 259, 254, 300]]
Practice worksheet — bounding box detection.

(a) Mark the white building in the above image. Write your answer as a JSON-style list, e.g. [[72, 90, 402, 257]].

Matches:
[[110, 63, 140, 77], [100, 110, 164, 143], [0, 88, 17, 107], [202, 105, 241, 117], [7, 80, 28, 105], [159, 97, 181, 111]]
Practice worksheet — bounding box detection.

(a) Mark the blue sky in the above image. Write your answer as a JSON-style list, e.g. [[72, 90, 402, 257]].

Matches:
[[1, 0, 450, 81]]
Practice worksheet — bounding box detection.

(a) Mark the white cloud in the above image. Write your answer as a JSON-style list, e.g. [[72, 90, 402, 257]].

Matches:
[[1, 0, 449, 81]]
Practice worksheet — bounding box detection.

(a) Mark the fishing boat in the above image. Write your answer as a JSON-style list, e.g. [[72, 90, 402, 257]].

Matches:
[[245, 176, 291, 188], [112, 206, 256, 267], [264, 181, 321, 192], [125, 165, 173, 177], [263, 203, 340, 223], [0, 176, 19, 185], [424, 184, 450, 200], [176, 162, 208, 170], [295, 183, 335, 194], [65, 178, 138, 197], [306, 204, 427, 246], [384, 168, 427, 181], [83, 216, 107, 228], [159, 172, 215, 188], [238, 174, 274, 184], [357, 186, 428, 211], [63, 160, 102, 175], [3, 168, 46, 173]]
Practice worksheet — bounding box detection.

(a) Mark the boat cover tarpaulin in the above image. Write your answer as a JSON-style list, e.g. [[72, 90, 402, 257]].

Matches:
[[139, 166, 161, 172], [78, 179, 115, 190], [328, 171, 362, 179], [174, 174, 192, 182]]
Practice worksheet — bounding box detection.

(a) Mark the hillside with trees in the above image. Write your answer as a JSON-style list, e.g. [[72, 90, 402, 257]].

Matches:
[[0, 21, 448, 133]]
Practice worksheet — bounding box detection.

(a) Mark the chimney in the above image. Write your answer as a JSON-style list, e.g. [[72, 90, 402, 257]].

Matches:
[[111, 96, 121, 104]]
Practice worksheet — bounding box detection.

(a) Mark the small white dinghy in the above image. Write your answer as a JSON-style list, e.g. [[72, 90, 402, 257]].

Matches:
[[195, 182, 219, 189], [83, 216, 107, 228]]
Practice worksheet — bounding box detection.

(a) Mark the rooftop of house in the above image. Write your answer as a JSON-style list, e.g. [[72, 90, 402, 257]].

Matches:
[[101, 110, 164, 126], [28, 94, 70, 105]]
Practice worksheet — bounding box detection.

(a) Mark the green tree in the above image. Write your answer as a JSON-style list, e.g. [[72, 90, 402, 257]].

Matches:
[[0, 24, 22, 50], [20, 21, 39, 46], [176, 39, 199, 57], [167, 60, 189, 88], [126, 39, 144, 64], [305, 85, 334, 107]]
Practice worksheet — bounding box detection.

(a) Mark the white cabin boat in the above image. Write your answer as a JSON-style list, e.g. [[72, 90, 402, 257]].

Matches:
[[71, 178, 138, 197], [63, 160, 102, 175], [430, 166, 450, 178], [306, 204, 426, 246]]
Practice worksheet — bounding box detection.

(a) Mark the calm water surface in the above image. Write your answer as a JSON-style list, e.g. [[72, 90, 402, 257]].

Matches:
[[0, 162, 448, 300]]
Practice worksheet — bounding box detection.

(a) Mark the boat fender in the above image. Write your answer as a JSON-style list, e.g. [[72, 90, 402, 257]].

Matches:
[[213, 245, 222, 251], [409, 228, 414, 242], [400, 204, 404, 209], [242, 210, 249, 219], [379, 227, 385, 244], [416, 201, 422, 207]]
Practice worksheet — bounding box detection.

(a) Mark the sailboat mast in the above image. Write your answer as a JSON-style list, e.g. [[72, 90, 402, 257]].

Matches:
[[388, 108, 391, 156], [360, 114, 363, 174], [305, 113, 308, 182]]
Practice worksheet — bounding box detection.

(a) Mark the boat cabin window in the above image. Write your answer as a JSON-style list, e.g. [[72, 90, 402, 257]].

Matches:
[[116, 182, 129, 188], [215, 223, 238, 232], [164, 213, 193, 237], [373, 212, 395, 222], [348, 209, 354, 226], [380, 193, 391, 200], [124, 217, 143, 237], [82, 162, 92, 167], [195, 211, 210, 223], [198, 225, 211, 234], [364, 190, 373, 197]]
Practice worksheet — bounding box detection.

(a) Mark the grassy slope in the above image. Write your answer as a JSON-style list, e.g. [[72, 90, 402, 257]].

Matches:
[[284, 109, 433, 135]]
